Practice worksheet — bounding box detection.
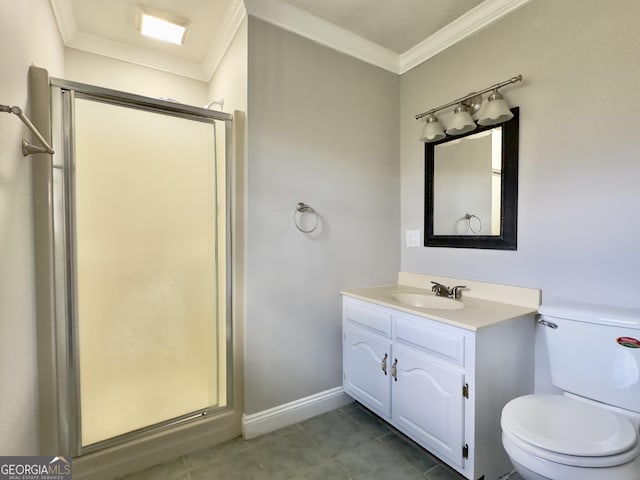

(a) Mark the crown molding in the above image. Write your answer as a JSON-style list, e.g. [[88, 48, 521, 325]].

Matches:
[[244, 0, 399, 73], [49, 0, 76, 44], [202, 0, 247, 81], [245, 0, 530, 75], [66, 31, 207, 80], [49, 0, 530, 80], [399, 0, 532, 74], [48, 0, 247, 82]]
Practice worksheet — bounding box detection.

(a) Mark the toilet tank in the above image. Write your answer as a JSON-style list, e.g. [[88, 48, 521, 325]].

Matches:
[[539, 301, 640, 414]]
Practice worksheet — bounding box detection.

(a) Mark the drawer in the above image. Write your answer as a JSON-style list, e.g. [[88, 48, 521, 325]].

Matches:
[[394, 314, 465, 366], [344, 300, 392, 337]]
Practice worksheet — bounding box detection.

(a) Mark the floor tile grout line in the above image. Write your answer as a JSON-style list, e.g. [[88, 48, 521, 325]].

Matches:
[[285, 421, 337, 477], [120, 404, 471, 480], [296, 422, 325, 452], [338, 404, 448, 476], [374, 434, 431, 479]]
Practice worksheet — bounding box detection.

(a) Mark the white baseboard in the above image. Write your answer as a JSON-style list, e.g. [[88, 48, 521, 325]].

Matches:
[[241, 387, 352, 439]]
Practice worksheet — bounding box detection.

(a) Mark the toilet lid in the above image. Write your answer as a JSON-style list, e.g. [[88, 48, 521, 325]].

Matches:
[[502, 394, 638, 457]]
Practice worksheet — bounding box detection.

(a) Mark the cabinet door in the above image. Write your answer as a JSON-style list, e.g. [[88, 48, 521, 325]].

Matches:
[[391, 344, 465, 468], [343, 325, 391, 418]]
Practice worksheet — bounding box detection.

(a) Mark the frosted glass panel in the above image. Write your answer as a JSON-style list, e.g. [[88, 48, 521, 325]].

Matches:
[[74, 98, 222, 446]]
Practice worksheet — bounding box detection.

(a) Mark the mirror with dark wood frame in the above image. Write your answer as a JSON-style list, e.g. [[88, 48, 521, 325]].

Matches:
[[424, 107, 519, 250]]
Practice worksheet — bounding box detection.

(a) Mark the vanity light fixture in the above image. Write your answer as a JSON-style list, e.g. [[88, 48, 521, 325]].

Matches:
[[446, 103, 477, 136], [420, 113, 446, 142], [137, 6, 188, 45], [477, 90, 513, 126], [416, 75, 523, 143]]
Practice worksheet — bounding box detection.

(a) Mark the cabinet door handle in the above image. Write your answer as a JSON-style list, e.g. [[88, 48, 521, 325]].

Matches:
[[381, 353, 388, 375], [391, 358, 398, 381]]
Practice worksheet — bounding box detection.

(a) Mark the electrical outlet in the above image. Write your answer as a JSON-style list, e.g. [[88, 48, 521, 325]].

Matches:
[[406, 230, 420, 247]]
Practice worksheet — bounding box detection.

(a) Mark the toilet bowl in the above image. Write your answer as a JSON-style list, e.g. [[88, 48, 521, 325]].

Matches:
[[500, 300, 640, 480], [501, 394, 640, 480]]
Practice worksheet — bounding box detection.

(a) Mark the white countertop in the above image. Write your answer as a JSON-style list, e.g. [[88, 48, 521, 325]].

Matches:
[[341, 284, 538, 331]]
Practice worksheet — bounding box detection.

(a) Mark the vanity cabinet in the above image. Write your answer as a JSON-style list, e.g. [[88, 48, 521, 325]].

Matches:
[[342, 296, 534, 480], [343, 325, 392, 418], [392, 342, 465, 467]]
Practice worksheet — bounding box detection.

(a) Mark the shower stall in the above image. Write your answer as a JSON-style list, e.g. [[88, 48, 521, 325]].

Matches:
[[30, 67, 241, 478]]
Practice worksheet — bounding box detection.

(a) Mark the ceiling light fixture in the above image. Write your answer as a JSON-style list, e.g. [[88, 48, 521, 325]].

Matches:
[[136, 6, 188, 45], [415, 75, 523, 143]]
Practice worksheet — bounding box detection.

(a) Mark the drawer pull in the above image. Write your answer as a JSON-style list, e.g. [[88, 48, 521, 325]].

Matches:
[[381, 353, 388, 375], [391, 358, 398, 381]]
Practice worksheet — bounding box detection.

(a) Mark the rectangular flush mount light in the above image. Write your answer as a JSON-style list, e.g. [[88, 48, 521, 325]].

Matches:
[[137, 5, 188, 45]]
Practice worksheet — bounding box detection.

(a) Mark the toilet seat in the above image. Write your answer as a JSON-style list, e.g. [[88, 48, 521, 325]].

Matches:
[[502, 394, 639, 468], [503, 426, 640, 467]]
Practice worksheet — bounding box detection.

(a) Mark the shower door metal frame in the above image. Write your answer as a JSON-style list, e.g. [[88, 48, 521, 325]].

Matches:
[[50, 78, 234, 457]]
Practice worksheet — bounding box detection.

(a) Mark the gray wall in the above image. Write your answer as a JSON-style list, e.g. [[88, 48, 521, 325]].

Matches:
[[245, 17, 400, 413], [400, 0, 640, 391], [6, 0, 638, 448], [0, 0, 64, 454], [402, 0, 640, 306]]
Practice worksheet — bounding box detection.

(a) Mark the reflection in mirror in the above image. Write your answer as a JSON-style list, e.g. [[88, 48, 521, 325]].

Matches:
[[433, 128, 502, 235], [425, 108, 519, 250]]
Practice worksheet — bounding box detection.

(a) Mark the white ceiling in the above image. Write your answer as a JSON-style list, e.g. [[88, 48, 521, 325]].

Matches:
[[281, 0, 484, 54], [70, 0, 227, 63], [49, 0, 530, 81]]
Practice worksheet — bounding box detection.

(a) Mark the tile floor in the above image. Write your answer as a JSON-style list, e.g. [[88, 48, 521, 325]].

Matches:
[[118, 402, 522, 480]]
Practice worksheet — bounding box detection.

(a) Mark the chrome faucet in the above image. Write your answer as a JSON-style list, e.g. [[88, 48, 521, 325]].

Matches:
[[431, 281, 466, 299], [431, 281, 450, 297]]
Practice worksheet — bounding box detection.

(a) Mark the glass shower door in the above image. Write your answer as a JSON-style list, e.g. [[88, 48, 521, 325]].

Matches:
[[60, 91, 230, 452]]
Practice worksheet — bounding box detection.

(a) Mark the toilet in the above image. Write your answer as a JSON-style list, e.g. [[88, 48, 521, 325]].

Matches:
[[500, 301, 640, 480]]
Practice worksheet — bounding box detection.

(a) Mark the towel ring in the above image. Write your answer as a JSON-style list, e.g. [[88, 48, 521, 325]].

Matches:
[[464, 213, 483, 234], [294, 202, 319, 233]]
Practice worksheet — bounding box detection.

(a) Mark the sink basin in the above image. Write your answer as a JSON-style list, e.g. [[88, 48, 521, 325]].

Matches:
[[390, 293, 464, 310]]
